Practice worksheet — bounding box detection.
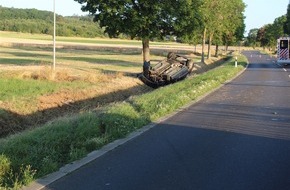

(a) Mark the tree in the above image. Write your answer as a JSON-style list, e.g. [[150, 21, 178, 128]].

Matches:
[[245, 28, 259, 47], [221, 0, 245, 49], [199, 0, 245, 61], [245, 3, 288, 48], [205, 0, 229, 59], [173, 0, 203, 53], [0, 7, 106, 38], [256, 25, 270, 47], [267, 16, 287, 48], [257, 16, 287, 49], [285, 3, 290, 35], [74, 0, 183, 63]]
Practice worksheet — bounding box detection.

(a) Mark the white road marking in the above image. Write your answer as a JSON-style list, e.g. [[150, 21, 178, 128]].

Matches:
[[283, 68, 287, 72]]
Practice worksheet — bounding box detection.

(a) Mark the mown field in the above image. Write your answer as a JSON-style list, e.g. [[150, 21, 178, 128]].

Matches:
[[0, 31, 247, 189], [0, 32, 201, 138]]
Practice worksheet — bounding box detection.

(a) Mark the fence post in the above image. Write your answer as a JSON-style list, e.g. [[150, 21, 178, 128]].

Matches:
[[235, 56, 238, 67]]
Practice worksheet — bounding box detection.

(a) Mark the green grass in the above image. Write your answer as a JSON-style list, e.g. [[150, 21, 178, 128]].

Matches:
[[0, 54, 247, 189], [0, 75, 93, 115], [0, 41, 161, 138], [0, 45, 146, 114], [0, 42, 180, 116], [0, 45, 146, 71], [0, 78, 58, 101], [0, 31, 190, 47], [0, 32, 52, 41]]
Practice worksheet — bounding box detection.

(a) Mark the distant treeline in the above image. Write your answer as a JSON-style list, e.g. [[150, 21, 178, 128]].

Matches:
[[0, 6, 106, 38]]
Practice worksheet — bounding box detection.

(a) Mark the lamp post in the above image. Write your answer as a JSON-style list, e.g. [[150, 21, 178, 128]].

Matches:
[[53, 0, 56, 71]]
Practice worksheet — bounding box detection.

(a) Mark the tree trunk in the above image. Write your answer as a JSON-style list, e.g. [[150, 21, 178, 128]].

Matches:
[[201, 28, 207, 63], [142, 38, 150, 63], [215, 44, 219, 57], [207, 33, 213, 59]]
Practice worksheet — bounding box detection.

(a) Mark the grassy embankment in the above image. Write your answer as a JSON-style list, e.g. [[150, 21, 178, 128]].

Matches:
[[0, 52, 247, 189], [0, 31, 247, 189]]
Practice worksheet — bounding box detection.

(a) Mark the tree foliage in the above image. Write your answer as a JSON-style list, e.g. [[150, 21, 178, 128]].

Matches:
[[75, 0, 193, 62], [0, 6, 106, 38], [245, 4, 289, 49], [285, 4, 290, 35], [2, 1, 247, 62], [221, 0, 245, 44], [197, 0, 245, 61], [245, 28, 259, 47], [249, 15, 287, 48]]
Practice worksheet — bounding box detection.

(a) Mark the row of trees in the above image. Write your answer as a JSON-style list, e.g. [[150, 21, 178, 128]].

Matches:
[[0, 6, 106, 38], [1, 1, 246, 63], [75, 0, 246, 62], [245, 4, 290, 49]]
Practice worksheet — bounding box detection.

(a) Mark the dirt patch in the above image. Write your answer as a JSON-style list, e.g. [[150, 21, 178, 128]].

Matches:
[[37, 76, 147, 111], [0, 66, 152, 137]]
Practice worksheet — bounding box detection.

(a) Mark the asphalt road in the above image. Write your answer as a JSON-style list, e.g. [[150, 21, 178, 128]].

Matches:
[[44, 51, 290, 190]]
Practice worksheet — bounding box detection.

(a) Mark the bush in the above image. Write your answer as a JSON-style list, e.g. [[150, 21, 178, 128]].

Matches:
[[0, 155, 10, 185], [0, 154, 35, 189], [100, 102, 150, 139]]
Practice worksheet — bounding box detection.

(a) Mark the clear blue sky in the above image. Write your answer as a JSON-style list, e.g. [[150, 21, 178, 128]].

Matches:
[[244, 0, 289, 34], [0, 0, 289, 35]]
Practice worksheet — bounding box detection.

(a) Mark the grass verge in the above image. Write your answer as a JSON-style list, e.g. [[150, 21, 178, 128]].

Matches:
[[0, 55, 247, 189]]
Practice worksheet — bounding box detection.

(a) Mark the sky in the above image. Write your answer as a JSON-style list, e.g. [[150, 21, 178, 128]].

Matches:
[[243, 0, 289, 34], [0, 0, 289, 35]]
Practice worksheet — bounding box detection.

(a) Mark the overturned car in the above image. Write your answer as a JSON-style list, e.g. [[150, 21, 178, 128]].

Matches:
[[138, 52, 194, 88]]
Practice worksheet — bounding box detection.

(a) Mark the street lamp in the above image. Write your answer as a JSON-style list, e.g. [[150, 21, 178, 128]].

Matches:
[[53, 0, 56, 71]]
